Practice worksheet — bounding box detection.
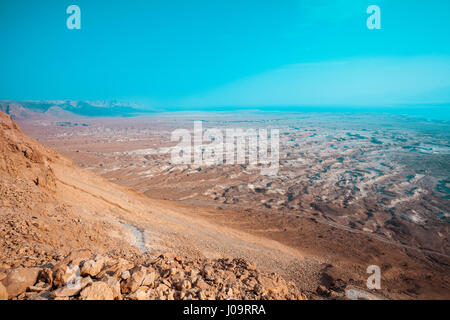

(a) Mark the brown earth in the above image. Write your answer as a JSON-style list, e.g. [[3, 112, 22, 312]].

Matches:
[[0, 112, 449, 300]]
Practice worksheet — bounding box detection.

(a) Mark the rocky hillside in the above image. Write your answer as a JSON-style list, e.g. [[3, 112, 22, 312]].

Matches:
[[0, 112, 143, 267], [0, 112, 306, 300], [0, 101, 151, 120]]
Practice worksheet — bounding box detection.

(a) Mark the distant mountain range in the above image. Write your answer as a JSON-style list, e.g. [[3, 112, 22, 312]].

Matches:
[[0, 100, 155, 120]]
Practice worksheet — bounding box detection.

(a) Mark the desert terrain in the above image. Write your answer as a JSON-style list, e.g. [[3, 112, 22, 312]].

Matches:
[[0, 111, 306, 300], [0, 102, 447, 300]]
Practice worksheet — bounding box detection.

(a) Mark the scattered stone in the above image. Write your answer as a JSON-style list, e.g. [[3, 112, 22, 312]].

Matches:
[[198, 290, 207, 300], [176, 279, 191, 291], [246, 262, 257, 271], [80, 281, 114, 300], [53, 263, 80, 287], [37, 268, 53, 286], [128, 288, 149, 300], [254, 284, 266, 295], [142, 271, 157, 287], [122, 266, 146, 294], [203, 265, 214, 277], [61, 250, 91, 267], [50, 277, 92, 298], [28, 281, 51, 293], [174, 256, 184, 263], [101, 275, 121, 299], [317, 285, 331, 297], [80, 255, 107, 277], [195, 278, 210, 290], [96, 259, 132, 279], [120, 270, 131, 280]]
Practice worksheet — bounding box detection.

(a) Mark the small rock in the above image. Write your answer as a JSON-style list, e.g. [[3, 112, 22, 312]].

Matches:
[[195, 278, 210, 290], [176, 280, 191, 291], [174, 256, 184, 263], [28, 281, 51, 293], [37, 268, 53, 286], [101, 275, 121, 299], [155, 283, 170, 295], [96, 259, 132, 279], [246, 262, 257, 271], [120, 270, 131, 280], [198, 290, 207, 300], [167, 290, 175, 300], [316, 285, 331, 297], [61, 250, 91, 267], [80, 256, 107, 277], [159, 252, 177, 261], [128, 288, 149, 300], [142, 271, 157, 287], [53, 264, 79, 287], [161, 278, 172, 288], [254, 284, 266, 295], [50, 277, 93, 298], [258, 275, 285, 295], [27, 291, 51, 301], [80, 281, 114, 300], [203, 266, 214, 277], [122, 266, 146, 294]]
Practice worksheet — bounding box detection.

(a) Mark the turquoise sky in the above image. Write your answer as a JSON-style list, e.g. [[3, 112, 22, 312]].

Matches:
[[0, 0, 449, 109]]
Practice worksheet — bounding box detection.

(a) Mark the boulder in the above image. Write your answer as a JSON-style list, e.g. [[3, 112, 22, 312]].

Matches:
[[1, 267, 40, 298]]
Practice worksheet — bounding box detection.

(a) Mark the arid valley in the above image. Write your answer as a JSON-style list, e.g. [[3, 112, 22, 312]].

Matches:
[[1, 101, 448, 300]]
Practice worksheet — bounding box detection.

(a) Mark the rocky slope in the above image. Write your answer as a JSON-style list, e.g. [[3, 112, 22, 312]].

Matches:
[[0, 112, 305, 300], [0, 101, 149, 121]]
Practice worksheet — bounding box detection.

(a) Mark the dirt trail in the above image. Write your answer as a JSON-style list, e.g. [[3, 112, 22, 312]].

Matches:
[[46, 157, 450, 299], [53, 164, 324, 292]]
